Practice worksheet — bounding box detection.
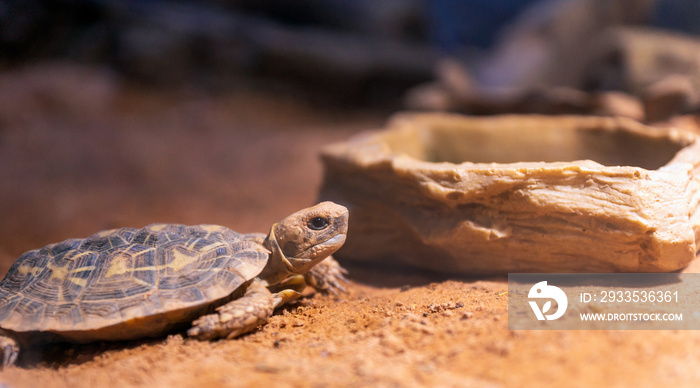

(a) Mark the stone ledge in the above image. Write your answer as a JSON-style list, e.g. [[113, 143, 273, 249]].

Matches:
[[320, 113, 700, 274]]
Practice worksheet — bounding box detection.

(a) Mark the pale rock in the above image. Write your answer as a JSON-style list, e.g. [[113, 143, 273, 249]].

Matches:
[[320, 113, 700, 274]]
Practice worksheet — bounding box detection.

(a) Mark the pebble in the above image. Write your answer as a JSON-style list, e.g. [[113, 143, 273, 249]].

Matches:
[[426, 301, 465, 313]]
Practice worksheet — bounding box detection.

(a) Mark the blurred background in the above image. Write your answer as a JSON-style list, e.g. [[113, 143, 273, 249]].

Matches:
[[3, 0, 700, 279], [3, 0, 700, 275], [2, 0, 700, 110]]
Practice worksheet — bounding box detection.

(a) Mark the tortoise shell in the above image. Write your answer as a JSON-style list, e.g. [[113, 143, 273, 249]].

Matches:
[[0, 224, 269, 342]]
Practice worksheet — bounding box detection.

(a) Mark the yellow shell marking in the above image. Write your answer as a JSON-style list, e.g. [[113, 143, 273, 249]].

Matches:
[[47, 251, 99, 282], [167, 242, 223, 271], [105, 254, 132, 278], [103, 241, 223, 278], [71, 266, 96, 273], [168, 249, 198, 272], [18, 265, 42, 277], [68, 277, 88, 287], [94, 228, 118, 238], [199, 225, 225, 233], [48, 262, 70, 282]]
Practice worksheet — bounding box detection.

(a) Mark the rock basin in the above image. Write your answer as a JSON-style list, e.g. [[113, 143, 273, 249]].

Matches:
[[320, 113, 700, 273]]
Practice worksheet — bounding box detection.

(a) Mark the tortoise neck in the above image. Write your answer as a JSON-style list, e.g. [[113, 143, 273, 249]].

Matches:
[[258, 224, 297, 286]]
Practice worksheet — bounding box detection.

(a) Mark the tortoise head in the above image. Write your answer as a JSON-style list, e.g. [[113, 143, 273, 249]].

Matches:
[[260, 202, 348, 285]]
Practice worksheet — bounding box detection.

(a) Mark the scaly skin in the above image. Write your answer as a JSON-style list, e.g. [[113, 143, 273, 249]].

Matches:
[[0, 329, 19, 368], [304, 256, 349, 295], [188, 280, 275, 340], [188, 202, 348, 341]]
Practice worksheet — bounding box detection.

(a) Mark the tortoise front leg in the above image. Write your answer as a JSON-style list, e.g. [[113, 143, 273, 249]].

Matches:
[[0, 329, 19, 368], [304, 256, 348, 295], [188, 280, 275, 340]]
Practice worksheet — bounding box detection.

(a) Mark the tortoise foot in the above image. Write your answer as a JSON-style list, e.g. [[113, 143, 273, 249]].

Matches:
[[304, 256, 349, 295], [0, 331, 19, 368], [188, 280, 275, 341]]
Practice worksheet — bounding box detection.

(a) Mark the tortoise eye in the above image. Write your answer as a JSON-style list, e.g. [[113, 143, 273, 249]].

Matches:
[[308, 217, 330, 230]]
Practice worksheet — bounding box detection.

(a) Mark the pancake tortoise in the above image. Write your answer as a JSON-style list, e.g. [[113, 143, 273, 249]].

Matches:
[[0, 202, 348, 367]]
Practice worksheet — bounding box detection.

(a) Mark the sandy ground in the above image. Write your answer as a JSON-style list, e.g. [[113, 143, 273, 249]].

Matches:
[[2, 63, 700, 387]]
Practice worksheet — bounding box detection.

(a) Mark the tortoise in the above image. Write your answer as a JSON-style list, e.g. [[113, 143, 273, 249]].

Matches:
[[0, 202, 348, 367]]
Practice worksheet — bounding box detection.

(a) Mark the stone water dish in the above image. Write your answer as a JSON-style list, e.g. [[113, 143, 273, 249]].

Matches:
[[320, 113, 700, 274]]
